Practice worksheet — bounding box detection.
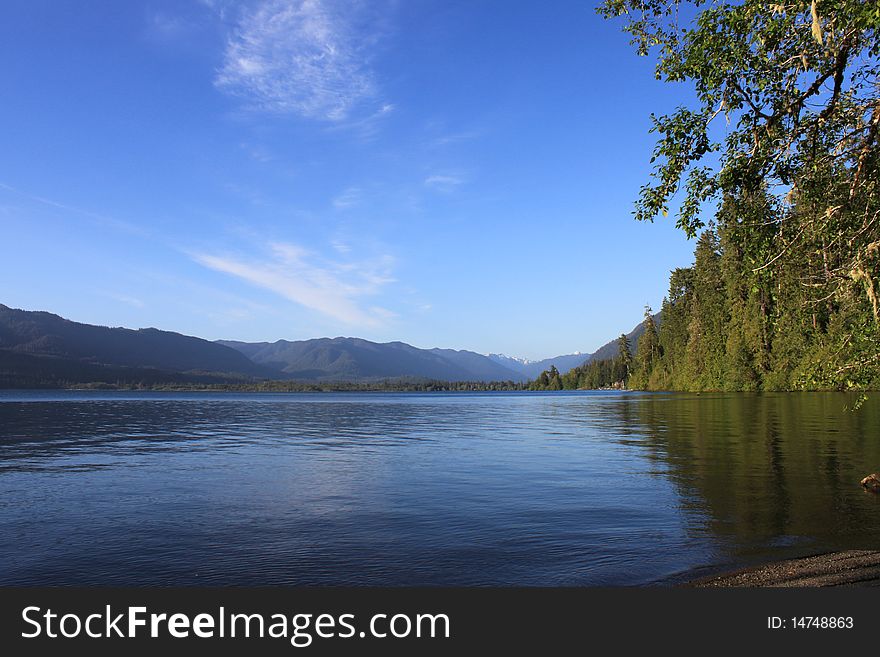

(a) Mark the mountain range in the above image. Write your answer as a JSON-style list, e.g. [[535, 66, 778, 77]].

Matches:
[[217, 338, 528, 382], [0, 303, 651, 387]]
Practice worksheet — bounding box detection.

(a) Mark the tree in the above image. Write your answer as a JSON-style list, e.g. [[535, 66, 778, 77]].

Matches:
[[546, 365, 562, 390], [631, 305, 661, 387], [600, 0, 880, 389], [687, 229, 728, 388], [617, 333, 632, 381], [598, 0, 880, 234], [530, 364, 565, 390]]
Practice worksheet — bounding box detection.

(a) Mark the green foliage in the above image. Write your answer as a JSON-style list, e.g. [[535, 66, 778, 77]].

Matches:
[[0, 371, 529, 393], [629, 306, 661, 388], [530, 353, 631, 391], [530, 364, 565, 390], [617, 333, 633, 379], [599, 0, 880, 391]]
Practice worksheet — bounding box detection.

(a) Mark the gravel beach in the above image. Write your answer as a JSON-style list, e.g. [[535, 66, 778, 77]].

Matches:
[[690, 551, 880, 587]]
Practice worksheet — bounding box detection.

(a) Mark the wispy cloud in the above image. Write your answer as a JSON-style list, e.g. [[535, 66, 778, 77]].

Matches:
[[99, 292, 145, 309], [429, 130, 482, 148], [0, 182, 149, 237], [191, 241, 395, 327], [324, 101, 395, 138], [332, 186, 363, 209], [145, 12, 189, 40], [215, 0, 384, 121], [240, 141, 274, 163], [424, 174, 465, 192]]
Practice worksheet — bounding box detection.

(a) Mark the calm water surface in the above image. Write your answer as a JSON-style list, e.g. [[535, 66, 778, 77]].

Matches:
[[0, 390, 878, 585]]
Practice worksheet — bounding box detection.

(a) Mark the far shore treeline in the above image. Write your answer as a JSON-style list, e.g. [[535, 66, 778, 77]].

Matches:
[[67, 380, 529, 393]]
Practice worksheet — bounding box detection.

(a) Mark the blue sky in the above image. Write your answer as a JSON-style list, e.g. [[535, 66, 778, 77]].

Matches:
[[1, 0, 701, 360]]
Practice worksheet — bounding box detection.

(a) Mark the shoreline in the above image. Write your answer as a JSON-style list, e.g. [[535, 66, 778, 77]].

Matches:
[[684, 551, 880, 587]]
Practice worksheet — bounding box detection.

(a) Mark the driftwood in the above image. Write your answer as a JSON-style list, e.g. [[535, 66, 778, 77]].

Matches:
[[860, 473, 880, 492]]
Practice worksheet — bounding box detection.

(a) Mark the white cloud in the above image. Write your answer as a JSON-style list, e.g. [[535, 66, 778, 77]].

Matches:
[[332, 186, 362, 209], [424, 174, 465, 191], [191, 241, 396, 327], [101, 292, 145, 309], [0, 182, 148, 237], [429, 130, 482, 148], [146, 13, 189, 40], [215, 0, 382, 121], [240, 142, 274, 162]]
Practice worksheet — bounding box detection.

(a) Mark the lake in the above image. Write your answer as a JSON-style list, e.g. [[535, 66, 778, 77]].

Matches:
[[0, 390, 878, 586]]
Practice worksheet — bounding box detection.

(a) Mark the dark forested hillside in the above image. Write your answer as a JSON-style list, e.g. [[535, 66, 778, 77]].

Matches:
[[0, 349, 246, 388], [219, 338, 527, 382], [0, 304, 270, 382], [0, 306, 530, 387]]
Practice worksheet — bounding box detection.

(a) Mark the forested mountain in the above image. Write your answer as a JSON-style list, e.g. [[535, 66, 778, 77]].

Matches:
[[597, 0, 880, 391], [0, 305, 530, 386], [0, 304, 269, 379], [218, 338, 527, 382], [0, 349, 244, 388]]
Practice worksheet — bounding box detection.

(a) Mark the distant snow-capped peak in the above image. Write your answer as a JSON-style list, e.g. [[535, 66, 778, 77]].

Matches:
[[488, 353, 533, 365]]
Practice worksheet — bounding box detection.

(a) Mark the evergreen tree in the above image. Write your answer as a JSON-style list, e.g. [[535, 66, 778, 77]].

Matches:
[[687, 229, 727, 389], [631, 306, 660, 388], [617, 333, 632, 382]]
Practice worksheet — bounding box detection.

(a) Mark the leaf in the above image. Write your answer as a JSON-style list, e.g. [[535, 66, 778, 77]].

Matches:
[[811, 1, 823, 46]]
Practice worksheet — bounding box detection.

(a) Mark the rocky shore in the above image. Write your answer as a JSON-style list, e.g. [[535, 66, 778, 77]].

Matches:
[[689, 551, 880, 587]]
